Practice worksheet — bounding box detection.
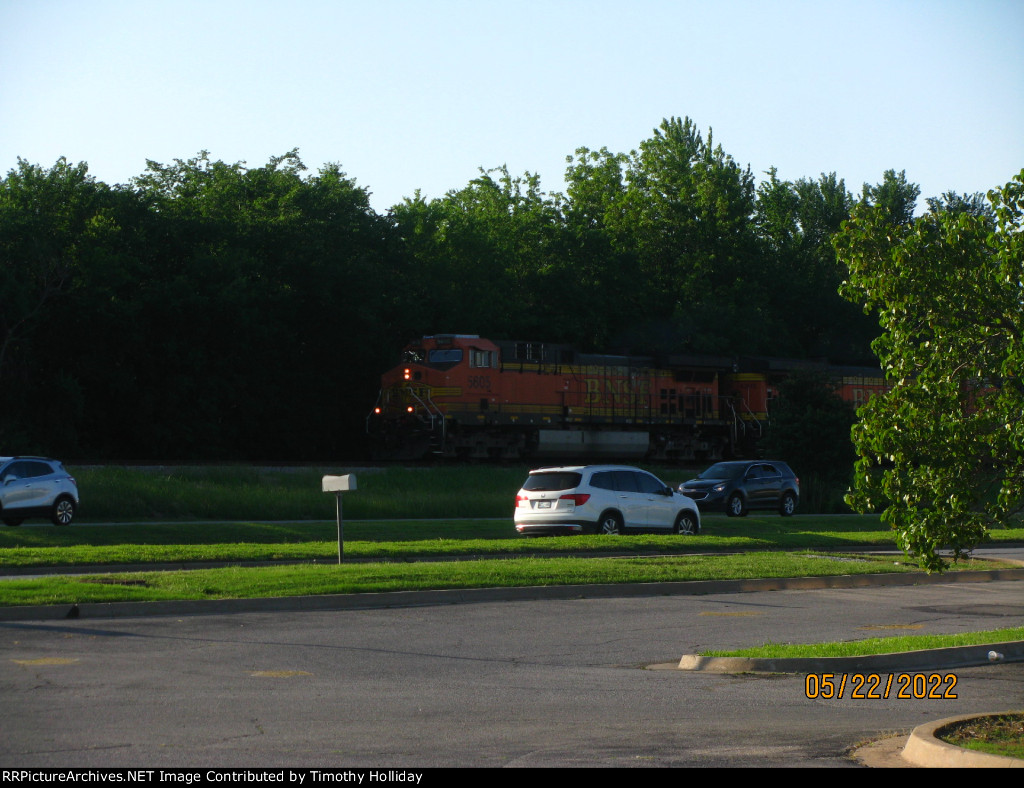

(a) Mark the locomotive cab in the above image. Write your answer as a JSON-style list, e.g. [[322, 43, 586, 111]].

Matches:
[[367, 335, 501, 459]]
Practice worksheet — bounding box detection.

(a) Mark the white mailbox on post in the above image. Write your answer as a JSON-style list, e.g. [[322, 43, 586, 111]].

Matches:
[[322, 474, 357, 563], [322, 475, 357, 493]]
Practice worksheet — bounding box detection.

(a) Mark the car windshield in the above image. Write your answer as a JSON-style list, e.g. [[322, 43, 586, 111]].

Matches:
[[522, 472, 582, 492], [697, 463, 745, 480]]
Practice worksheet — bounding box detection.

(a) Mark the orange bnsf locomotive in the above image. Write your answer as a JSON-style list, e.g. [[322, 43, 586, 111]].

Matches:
[[366, 334, 887, 461]]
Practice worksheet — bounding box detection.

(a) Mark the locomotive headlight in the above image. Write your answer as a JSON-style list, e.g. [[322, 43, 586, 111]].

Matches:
[[403, 368, 411, 380], [406, 406, 415, 413], [374, 407, 381, 415]]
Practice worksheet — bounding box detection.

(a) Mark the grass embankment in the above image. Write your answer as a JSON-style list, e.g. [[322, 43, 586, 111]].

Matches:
[[70, 464, 534, 521]]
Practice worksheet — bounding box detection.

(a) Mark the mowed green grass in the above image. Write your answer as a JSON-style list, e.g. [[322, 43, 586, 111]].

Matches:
[[0, 514, 1017, 607], [702, 626, 1024, 658], [2, 512, 1022, 568], [1, 464, 1021, 608], [0, 514, 909, 566], [0, 552, 936, 607]]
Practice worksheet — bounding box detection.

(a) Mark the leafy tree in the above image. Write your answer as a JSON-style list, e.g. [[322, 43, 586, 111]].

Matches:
[[390, 166, 563, 341], [835, 169, 1024, 571], [753, 170, 877, 360], [46, 150, 396, 460], [559, 146, 639, 349], [858, 168, 920, 226], [0, 158, 105, 385], [0, 158, 113, 451], [925, 190, 994, 219], [760, 369, 857, 512], [617, 117, 764, 354]]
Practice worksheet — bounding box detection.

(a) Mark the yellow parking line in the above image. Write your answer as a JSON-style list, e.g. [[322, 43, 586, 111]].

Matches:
[[856, 624, 924, 631], [698, 612, 764, 617]]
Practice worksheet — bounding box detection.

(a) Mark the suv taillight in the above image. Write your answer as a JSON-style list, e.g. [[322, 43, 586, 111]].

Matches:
[[559, 494, 590, 506], [516, 494, 528, 507]]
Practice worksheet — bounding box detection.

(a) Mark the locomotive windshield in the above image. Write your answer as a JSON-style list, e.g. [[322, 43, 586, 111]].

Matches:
[[428, 349, 463, 365]]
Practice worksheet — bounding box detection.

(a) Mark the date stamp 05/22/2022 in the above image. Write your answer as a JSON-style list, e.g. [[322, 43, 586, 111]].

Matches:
[[804, 673, 959, 700]]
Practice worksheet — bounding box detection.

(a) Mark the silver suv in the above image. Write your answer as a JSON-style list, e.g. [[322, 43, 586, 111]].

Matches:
[[0, 457, 79, 526], [515, 465, 701, 536]]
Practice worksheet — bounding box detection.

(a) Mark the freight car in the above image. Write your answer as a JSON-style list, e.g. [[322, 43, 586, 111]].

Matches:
[[366, 334, 887, 461]]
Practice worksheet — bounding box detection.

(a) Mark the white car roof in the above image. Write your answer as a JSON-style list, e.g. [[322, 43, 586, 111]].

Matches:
[[529, 465, 651, 474]]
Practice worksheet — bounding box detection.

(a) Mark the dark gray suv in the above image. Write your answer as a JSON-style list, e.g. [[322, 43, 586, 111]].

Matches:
[[678, 461, 799, 517]]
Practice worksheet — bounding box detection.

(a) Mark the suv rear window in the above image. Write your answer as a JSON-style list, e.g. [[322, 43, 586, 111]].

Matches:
[[523, 472, 582, 492], [590, 470, 646, 492]]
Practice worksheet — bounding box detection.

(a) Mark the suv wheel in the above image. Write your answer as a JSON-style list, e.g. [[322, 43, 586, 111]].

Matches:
[[597, 512, 623, 535], [675, 511, 699, 535], [726, 494, 747, 517], [3, 517, 23, 527], [51, 497, 76, 526], [779, 492, 797, 517]]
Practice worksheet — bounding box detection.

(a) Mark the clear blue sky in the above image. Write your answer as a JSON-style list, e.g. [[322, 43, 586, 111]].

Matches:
[[2, 0, 1022, 213]]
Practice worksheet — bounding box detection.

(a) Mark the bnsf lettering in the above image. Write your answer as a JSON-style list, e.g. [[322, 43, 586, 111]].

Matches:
[[583, 378, 651, 406]]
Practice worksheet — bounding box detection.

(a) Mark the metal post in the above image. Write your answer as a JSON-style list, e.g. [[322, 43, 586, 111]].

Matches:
[[322, 475, 356, 566], [335, 493, 343, 564]]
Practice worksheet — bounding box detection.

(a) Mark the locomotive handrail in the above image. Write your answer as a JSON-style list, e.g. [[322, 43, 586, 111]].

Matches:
[[365, 390, 384, 434], [723, 397, 766, 436], [723, 398, 741, 442], [404, 386, 447, 450], [740, 399, 765, 437]]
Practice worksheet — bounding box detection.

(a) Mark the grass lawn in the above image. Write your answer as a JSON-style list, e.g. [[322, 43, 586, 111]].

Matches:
[[700, 626, 1024, 658], [940, 714, 1024, 760], [0, 551, 933, 607], [2, 512, 1021, 568], [0, 515, 909, 566], [0, 514, 1015, 607]]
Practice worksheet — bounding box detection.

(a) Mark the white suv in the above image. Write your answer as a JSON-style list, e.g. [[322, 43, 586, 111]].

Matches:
[[515, 465, 700, 536], [0, 456, 79, 526]]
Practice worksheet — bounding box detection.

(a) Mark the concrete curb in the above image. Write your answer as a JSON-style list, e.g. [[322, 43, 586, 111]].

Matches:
[[678, 640, 1024, 673], [902, 712, 1024, 768], [2, 565, 1023, 621]]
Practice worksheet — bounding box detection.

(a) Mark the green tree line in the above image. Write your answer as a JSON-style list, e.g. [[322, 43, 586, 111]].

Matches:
[[0, 117, 956, 461]]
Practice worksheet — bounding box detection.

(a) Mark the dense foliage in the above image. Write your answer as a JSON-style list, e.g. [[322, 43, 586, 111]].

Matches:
[[0, 117, 998, 463], [759, 370, 858, 513], [836, 169, 1024, 570]]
